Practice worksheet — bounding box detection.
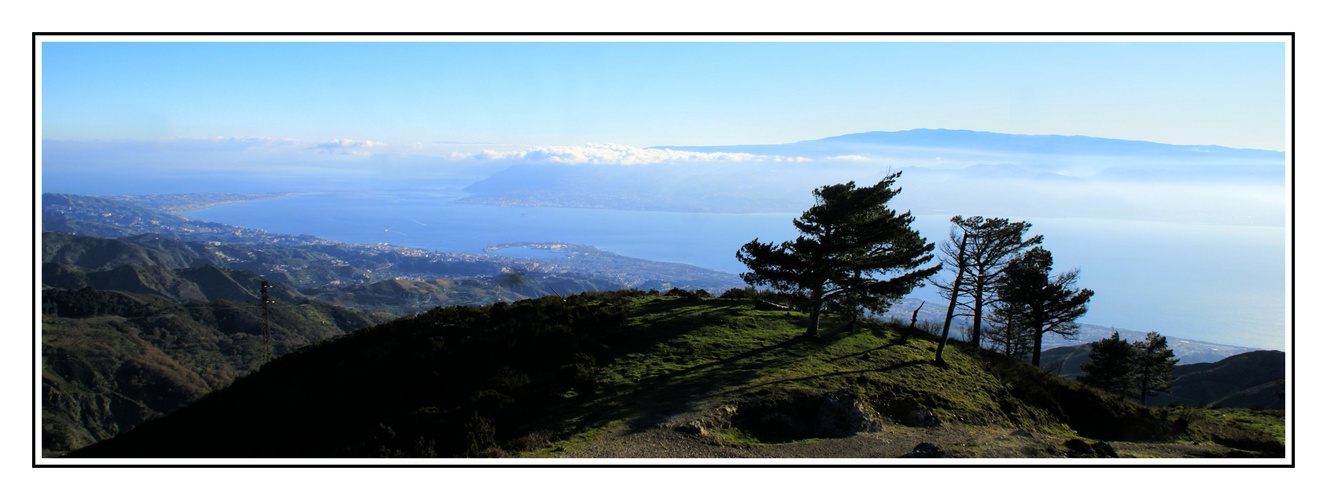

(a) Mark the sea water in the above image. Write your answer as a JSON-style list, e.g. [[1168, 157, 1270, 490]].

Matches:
[[185, 189, 1287, 350]]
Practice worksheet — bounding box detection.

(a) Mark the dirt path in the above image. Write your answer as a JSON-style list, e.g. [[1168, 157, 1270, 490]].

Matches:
[[545, 424, 1248, 459]]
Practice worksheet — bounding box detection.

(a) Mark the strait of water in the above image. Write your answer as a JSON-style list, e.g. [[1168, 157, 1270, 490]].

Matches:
[[186, 189, 1287, 350]]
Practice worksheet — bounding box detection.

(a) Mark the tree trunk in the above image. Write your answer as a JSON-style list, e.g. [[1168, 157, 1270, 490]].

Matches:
[[805, 287, 824, 338], [902, 301, 924, 341], [972, 278, 984, 347], [1031, 329, 1043, 368], [935, 233, 967, 364], [1138, 363, 1151, 405], [1030, 309, 1046, 368], [849, 270, 862, 333]]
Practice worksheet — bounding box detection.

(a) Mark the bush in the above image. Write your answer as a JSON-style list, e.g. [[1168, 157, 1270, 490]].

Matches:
[[665, 288, 695, 298], [720, 287, 751, 299]]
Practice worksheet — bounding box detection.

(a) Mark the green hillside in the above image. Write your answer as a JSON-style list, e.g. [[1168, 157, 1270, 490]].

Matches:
[[1150, 351, 1286, 409], [41, 288, 383, 457], [1038, 345, 1284, 410], [67, 291, 1283, 459]]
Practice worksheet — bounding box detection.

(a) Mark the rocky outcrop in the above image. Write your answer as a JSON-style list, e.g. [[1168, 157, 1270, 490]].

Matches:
[[722, 389, 885, 442]]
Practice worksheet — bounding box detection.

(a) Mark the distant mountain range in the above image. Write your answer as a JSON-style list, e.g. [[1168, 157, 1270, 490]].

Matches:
[[460, 129, 1285, 223], [656, 128, 1285, 159]]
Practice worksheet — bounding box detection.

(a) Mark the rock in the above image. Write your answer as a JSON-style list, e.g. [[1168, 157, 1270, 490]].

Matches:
[[664, 405, 738, 437], [1010, 429, 1033, 437], [1064, 438, 1095, 457], [816, 389, 885, 435], [1090, 441, 1119, 458], [730, 389, 885, 441], [902, 442, 945, 458], [882, 399, 940, 427]]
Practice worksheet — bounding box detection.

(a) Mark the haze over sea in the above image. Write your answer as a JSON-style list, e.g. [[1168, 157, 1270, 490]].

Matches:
[[186, 188, 1286, 351], [43, 40, 1289, 353]]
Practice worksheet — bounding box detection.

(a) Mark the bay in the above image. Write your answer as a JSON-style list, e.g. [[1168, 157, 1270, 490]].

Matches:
[[185, 189, 1287, 350]]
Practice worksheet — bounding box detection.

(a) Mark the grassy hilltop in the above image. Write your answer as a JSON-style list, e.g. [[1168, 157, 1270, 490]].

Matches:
[[69, 290, 1284, 459]]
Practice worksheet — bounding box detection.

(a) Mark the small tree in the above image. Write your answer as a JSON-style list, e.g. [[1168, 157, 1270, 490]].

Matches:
[[930, 216, 1042, 364], [995, 247, 1093, 368], [1133, 332, 1178, 405], [737, 173, 940, 338], [1078, 332, 1137, 396], [984, 301, 1033, 361]]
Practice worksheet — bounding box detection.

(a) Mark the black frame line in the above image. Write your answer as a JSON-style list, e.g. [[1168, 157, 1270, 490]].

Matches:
[[31, 31, 1296, 469]]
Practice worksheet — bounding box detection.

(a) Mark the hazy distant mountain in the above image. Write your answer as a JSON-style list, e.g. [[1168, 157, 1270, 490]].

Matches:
[[460, 129, 1285, 224], [657, 128, 1285, 160]]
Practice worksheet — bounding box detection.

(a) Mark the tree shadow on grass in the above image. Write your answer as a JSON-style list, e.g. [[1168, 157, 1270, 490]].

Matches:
[[718, 358, 934, 396]]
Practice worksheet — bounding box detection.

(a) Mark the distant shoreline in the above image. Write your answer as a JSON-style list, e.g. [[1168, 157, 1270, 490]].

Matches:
[[106, 192, 300, 215]]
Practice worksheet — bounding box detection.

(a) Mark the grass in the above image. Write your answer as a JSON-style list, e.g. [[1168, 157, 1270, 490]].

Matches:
[[64, 290, 1283, 459], [525, 294, 1284, 458], [535, 296, 1072, 450], [1170, 407, 1286, 456]]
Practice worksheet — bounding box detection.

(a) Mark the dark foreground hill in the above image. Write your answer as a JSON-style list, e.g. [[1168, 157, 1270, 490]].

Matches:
[[41, 288, 382, 456], [1038, 345, 1285, 410], [1149, 350, 1286, 409], [67, 291, 1283, 459]]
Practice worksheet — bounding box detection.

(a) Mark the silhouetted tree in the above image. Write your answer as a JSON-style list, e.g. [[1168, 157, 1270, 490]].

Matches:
[[930, 216, 1042, 364], [737, 173, 940, 338], [932, 225, 968, 364], [985, 300, 1033, 361], [995, 246, 1093, 368], [1133, 332, 1177, 405], [1078, 332, 1137, 395]]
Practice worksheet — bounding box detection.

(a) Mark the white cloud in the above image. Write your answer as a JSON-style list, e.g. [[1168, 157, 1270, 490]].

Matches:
[[210, 135, 300, 144], [827, 154, 870, 161], [452, 143, 811, 165], [313, 138, 387, 156]]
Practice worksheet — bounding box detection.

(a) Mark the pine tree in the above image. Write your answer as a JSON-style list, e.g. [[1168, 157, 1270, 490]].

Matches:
[[1078, 332, 1137, 395], [736, 173, 940, 338], [1133, 332, 1178, 405], [985, 300, 1033, 361], [994, 246, 1093, 368], [930, 216, 1042, 364]]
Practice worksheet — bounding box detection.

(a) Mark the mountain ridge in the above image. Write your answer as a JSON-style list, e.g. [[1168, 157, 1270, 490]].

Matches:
[[65, 291, 1284, 459], [654, 128, 1286, 156]]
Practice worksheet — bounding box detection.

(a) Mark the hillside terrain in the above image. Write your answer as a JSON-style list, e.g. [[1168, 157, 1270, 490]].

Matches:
[[883, 298, 1259, 364], [68, 291, 1284, 459], [41, 287, 382, 456], [1038, 346, 1285, 410], [42, 193, 744, 292]]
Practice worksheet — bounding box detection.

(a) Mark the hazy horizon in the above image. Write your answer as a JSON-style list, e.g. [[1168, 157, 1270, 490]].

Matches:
[[38, 38, 1290, 353]]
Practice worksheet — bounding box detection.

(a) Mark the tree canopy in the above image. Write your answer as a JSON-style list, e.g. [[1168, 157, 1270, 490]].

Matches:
[[1133, 332, 1178, 405], [1078, 332, 1138, 395], [930, 216, 1042, 364], [994, 246, 1093, 368], [736, 173, 940, 338]]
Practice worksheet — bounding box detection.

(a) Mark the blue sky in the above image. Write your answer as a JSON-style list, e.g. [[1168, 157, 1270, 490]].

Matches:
[[41, 41, 1287, 150]]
